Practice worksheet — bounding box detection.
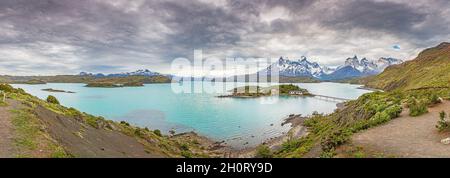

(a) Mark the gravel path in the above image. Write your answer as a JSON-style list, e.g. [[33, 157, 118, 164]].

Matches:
[[345, 100, 450, 158]]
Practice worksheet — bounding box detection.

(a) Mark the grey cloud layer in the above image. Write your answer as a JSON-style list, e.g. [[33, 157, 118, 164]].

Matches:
[[0, 0, 449, 75]]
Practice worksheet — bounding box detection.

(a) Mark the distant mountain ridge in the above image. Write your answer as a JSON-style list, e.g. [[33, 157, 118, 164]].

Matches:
[[259, 56, 403, 80], [79, 69, 163, 77], [75, 57, 402, 82], [258, 56, 323, 78]]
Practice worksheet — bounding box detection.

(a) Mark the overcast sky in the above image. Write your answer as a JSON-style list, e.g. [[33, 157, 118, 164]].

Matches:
[[0, 0, 449, 75]]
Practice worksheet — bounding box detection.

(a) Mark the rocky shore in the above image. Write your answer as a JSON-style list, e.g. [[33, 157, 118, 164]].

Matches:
[[227, 114, 310, 158]]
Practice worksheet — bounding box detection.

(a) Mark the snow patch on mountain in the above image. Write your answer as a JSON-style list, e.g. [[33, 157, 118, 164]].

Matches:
[[79, 69, 162, 77], [259, 56, 403, 80], [261, 56, 326, 78]]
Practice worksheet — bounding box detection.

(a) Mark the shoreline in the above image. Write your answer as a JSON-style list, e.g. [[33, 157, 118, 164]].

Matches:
[[223, 114, 310, 158]]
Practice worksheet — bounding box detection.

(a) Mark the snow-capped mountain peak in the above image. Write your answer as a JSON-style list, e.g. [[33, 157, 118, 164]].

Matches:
[[375, 57, 403, 71], [78, 69, 161, 77], [259, 55, 403, 80], [270, 56, 325, 78], [125, 69, 160, 76], [340, 56, 381, 74]]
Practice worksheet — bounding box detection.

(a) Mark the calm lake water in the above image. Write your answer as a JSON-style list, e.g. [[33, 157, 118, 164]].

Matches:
[[12, 82, 370, 148]]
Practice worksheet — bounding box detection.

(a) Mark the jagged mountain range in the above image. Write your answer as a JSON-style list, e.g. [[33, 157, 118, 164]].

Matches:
[[77, 56, 402, 81], [260, 56, 403, 80], [79, 69, 164, 77]]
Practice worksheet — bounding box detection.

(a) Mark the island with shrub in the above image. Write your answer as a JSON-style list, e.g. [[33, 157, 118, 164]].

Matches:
[[218, 84, 311, 98]]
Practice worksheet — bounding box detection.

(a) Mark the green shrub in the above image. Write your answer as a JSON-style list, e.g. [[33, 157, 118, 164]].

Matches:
[[409, 103, 428, 117], [134, 128, 143, 137], [369, 112, 391, 126], [66, 107, 82, 117], [181, 150, 193, 158], [407, 97, 428, 117], [321, 129, 352, 152], [255, 145, 273, 158], [436, 111, 450, 132], [320, 150, 336, 158], [85, 116, 99, 128], [280, 138, 302, 152], [385, 105, 402, 118], [153, 129, 162, 137], [0, 84, 14, 92], [429, 94, 441, 105], [350, 105, 401, 133], [180, 143, 190, 151], [46, 95, 60, 104], [120, 121, 130, 126], [0, 92, 6, 106]]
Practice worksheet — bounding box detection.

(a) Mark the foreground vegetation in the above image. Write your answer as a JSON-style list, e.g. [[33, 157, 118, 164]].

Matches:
[[274, 42, 450, 157], [0, 83, 221, 158], [274, 88, 450, 157], [437, 111, 450, 132]]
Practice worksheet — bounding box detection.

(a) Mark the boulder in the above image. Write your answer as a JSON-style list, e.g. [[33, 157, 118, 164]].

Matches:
[[440, 138, 450, 145]]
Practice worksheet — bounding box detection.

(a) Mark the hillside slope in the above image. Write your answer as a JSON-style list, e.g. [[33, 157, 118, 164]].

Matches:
[[0, 75, 172, 86], [366, 42, 450, 91], [274, 42, 450, 158], [0, 84, 224, 158]]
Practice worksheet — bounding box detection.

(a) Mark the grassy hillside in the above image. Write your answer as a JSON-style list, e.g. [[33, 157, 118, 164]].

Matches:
[[85, 76, 171, 87], [0, 83, 223, 158], [272, 42, 450, 158], [0, 75, 172, 86], [365, 42, 450, 91]]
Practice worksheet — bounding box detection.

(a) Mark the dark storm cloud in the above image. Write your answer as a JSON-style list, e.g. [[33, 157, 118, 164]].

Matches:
[[0, 0, 449, 75], [322, 0, 432, 40]]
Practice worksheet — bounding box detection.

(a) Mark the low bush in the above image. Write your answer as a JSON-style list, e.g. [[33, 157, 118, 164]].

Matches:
[[255, 145, 273, 158], [46, 95, 60, 105], [153, 129, 162, 137], [321, 129, 352, 152], [120, 121, 130, 126], [134, 128, 144, 137], [436, 111, 450, 132], [408, 98, 428, 117], [181, 150, 193, 158], [85, 115, 100, 128], [409, 103, 428, 117], [429, 94, 441, 105], [180, 143, 190, 151], [0, 84, 14, 92]]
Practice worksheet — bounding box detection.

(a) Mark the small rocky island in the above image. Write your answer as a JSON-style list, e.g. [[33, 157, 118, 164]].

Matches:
[[218, 84, 311, 98], [42, 88, 76, 93]]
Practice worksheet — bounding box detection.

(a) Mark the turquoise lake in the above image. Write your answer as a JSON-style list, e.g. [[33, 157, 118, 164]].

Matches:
[[12, 82, 370, 148]]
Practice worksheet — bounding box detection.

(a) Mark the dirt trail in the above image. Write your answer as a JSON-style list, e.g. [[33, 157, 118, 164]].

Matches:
[[339, 100, 450, 158], [0, 100, 19, 157]]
